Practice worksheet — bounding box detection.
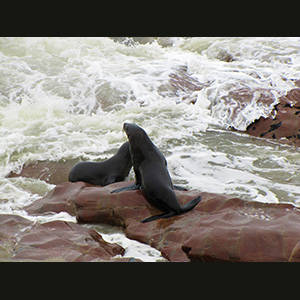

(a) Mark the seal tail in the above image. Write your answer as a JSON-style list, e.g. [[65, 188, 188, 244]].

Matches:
[[179, 195, 202, 213], [140, 195, 202, 223]]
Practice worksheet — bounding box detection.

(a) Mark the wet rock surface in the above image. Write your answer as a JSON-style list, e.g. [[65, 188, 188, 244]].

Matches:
[[246, 87, 300, 147], [25, 181, 300, 262], [168, 70, 207, 104], [75, 181, 300, 262], [24, 181, 88, 216], [169, 70, 300, 148], [7, 160, 77, 185], [0, 213, 132, 262]]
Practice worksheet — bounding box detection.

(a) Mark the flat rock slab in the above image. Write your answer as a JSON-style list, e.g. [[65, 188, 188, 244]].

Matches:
[[24, 181, 88, 216], [27, 181, 300, 262], [74, 182, 300, 262], [0, 214, 134, 262]]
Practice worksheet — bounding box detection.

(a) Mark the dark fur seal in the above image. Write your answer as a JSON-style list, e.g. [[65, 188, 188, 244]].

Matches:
[[111, 123, 201, 223], [68, 141, 132, 186]]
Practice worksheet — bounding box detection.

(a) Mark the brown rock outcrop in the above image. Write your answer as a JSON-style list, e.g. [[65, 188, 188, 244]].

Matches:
[[246, 87, 300, 147], [26, 181, 300, 262], [7, 160, 77, 185], [168, 69, 208, 104], [0, 214, 131, 262], [74, 181, 300, 262], [24, 181, 88, 215]]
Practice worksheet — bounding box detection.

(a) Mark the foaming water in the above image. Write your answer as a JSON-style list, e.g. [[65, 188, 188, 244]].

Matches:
[[1, 37, 300, 260]]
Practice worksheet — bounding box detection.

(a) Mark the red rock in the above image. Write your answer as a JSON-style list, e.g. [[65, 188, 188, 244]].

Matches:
[[24, 181, 88, 215], [25, 181, 300, 261], [168, 69, 207, 104], [0, 214, 128, 262], [75, 181, 155, 227], [216, 87, 277, 130], [280, 88, 300, 107], [73, 182, 300, 262], [7, 160, 77, 185], [246, 87, 300, 147]]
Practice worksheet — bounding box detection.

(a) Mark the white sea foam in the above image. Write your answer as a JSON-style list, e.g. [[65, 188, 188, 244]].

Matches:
[[100, 231, 167, 262]]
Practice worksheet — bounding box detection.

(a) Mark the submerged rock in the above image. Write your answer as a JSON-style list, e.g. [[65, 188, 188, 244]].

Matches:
[[26, 181, 300, 262], [7, 160, 77, 185], [168, 69, 208, 104], [0, 214, 131, 262]]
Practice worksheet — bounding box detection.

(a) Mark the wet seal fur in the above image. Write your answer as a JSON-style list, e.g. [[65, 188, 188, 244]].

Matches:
[[68, 141, 132, 186], [111, 123, 201, 223]]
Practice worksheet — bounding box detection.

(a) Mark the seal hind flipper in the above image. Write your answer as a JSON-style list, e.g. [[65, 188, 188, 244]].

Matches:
[[111, 183, 140, 194], [141, 211, 177, 223], [180, 196, 202, 212], [141, 196, 202, 223]]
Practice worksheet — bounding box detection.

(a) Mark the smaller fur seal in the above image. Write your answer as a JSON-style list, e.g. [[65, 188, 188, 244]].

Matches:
[[111, 123, 201, 223], [68, 141, 132, 186]]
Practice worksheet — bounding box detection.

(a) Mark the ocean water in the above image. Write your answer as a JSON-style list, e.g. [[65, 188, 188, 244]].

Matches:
[[1, 37, 300, 261]]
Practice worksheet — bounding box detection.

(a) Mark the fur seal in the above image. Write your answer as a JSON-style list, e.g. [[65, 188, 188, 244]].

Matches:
[[68, 141, 132, 186], [111, 123, 201, 223]]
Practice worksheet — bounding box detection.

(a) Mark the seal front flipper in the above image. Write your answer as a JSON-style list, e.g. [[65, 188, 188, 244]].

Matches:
[[140, 211, 177, 223], [110, 183, 140, 194]]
